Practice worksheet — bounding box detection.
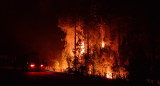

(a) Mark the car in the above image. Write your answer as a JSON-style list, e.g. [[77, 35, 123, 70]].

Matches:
[[25, 62, 44, 72], [22, 56, 45, 72]]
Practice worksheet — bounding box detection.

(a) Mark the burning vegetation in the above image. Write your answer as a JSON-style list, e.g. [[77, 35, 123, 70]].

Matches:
[[52, 17, 129, 79]]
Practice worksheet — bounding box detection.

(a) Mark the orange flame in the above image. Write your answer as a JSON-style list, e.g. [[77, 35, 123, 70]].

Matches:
[[102, 41, 105, 48], [55, 17, 129, 79], [80, 42, 85, 55], [106, 73, 112, 79]]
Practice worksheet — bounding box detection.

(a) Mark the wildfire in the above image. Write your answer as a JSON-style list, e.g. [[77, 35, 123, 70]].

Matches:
[[55, 17, 129, 80]]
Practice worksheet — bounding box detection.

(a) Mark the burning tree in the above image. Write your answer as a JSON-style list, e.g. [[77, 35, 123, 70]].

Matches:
[[57, 16, 129, 79]]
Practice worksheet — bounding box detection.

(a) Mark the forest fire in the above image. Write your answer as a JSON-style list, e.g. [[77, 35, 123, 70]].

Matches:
[[0, 0, 155, 85], [52, 17, 129, 79]]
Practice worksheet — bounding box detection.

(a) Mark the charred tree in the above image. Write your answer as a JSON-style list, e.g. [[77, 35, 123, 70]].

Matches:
[[73, 22, 78, 71]]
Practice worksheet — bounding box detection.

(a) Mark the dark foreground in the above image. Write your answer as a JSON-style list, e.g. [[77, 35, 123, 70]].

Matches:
[[0, 67, 157, 86]]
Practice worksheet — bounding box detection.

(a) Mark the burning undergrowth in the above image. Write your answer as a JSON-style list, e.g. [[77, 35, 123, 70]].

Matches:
[[53, 17, 129, 79]]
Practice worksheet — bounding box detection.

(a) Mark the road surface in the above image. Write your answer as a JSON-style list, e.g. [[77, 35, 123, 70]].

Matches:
[[0, 67, 154, 86]]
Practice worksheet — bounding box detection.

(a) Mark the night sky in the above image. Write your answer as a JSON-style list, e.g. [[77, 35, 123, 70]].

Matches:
[[0, 0, 154, 58], [0, 0, 65, 57]]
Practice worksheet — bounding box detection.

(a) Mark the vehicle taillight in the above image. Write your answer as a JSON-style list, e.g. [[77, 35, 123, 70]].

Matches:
[[30, 64, 35, 68], [40, 64, 44, 67]]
